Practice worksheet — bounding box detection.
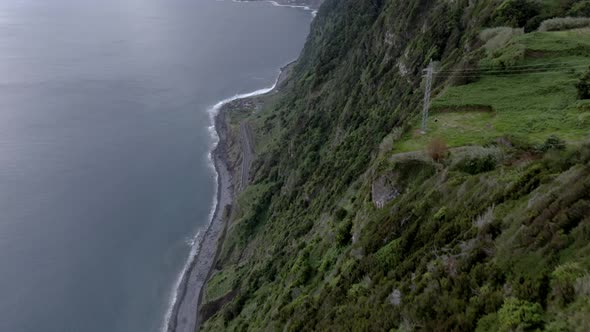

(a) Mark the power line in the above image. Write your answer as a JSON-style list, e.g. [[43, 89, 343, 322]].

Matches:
[[437, 61, 590, 73], [436, 69, 587, 78], [437, 64, 590, 74], [421, 60, 435, 133]]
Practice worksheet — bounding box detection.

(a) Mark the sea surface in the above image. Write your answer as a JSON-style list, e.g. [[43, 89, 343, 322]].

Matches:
[[0, 1, 310, 331]]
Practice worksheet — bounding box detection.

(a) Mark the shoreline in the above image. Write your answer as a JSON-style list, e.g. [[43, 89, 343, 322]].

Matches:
[[164, 66, 289, 332], [233, 0, 320, 16], [164, 118, 233, 332]]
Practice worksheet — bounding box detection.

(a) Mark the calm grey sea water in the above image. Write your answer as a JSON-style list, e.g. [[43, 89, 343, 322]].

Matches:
[[0, 1, 310, 331]]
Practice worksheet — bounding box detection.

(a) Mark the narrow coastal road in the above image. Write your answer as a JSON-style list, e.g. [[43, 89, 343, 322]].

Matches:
[[239, 121, 255, 191]]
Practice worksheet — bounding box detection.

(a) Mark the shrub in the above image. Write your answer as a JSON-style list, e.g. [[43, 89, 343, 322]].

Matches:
[[480, 42, 526, 70], [379, 134, 394, 155], [498, 297, 544, 331], [495, 0, 540, 27], [538, 16, 590, 31], [457, 154, 497, 174], [452, 147, 502, 174], [290, 250, 312, 286], [379, 127, 405, 155], [480, 27, 523, 52], [475, 313, 500, 332], [334, 207, 348, 221], [478, 27, 526, 69], [427, 138, 448, 162], [576, 69, 590, 99], [541, 135, 566, 152], [552, 263, 586, 306], [433, 206, 448, 221], [524, 15, 549, 32], [374, 239, 401, 272], [335, 219, 353, 246]]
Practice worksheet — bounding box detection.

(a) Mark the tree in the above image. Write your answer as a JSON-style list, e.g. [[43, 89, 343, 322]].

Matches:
[[568, 1, 590, 17], [498, 297, 544, 331], [495, 0, 540, 28]]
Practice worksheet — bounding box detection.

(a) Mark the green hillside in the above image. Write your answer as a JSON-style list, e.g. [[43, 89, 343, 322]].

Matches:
[[399, 28, 590, 152], [200, 0, 590, 331]]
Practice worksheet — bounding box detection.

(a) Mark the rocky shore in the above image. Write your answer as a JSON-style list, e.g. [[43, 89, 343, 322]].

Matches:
[[166, 110, 234, 332], [167, 59, 298, 331]]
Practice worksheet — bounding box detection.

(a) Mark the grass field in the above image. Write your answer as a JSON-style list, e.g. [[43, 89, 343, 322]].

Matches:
[[203, 265, 238, 303], [395, 29, 590, 153]]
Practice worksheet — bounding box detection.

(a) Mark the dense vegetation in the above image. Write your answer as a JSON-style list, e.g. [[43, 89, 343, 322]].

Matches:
[[201, 0, 590, 330]]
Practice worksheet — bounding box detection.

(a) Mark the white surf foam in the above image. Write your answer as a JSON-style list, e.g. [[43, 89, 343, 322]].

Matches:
[[231, 0, 317, 17], [161, 1, 308, 328], [161, 229, 203, 332], [161, 75, 279, 332]]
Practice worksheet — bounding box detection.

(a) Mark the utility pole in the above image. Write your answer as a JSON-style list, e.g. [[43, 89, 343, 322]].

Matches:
[[421, 60, 435, 133]]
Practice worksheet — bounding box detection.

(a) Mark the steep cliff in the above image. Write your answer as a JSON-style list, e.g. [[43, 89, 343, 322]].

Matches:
[[201, 0, 590, 330]]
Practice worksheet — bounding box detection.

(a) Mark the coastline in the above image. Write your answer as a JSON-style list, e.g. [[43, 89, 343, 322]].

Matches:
[[233, 0, 321, 15], [165, 67, 289, 332], [165, 112, 233, 332]]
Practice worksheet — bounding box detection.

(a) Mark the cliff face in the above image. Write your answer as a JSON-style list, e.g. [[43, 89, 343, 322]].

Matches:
[[201, 0, 590, 330]]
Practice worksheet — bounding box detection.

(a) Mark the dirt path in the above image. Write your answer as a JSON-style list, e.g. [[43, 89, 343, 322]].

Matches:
[[239, 121, 255, 191]]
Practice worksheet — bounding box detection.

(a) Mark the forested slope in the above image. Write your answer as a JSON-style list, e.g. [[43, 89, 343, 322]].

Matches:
[[201, 0, 590, 330]]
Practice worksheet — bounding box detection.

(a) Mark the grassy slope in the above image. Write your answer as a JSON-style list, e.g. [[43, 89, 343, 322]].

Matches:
[[200, 0, 590, 331], [397, 29, 590, 152]]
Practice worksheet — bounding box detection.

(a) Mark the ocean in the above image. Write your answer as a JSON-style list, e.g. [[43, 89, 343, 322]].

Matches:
[[0, 0, 310, 331]]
